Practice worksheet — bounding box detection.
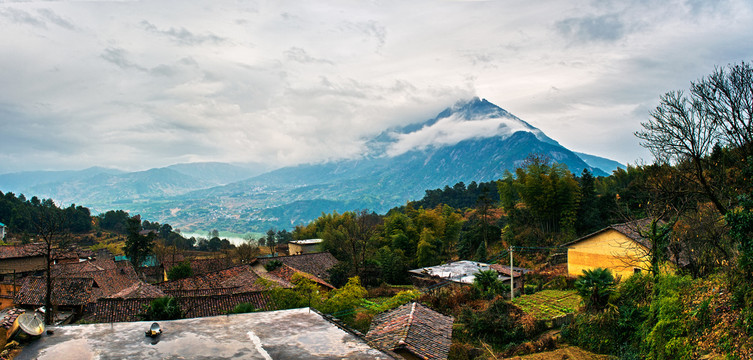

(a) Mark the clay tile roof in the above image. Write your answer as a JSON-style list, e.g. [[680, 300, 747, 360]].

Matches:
[[163, 287, 241, 297], [108, 281, 166, 299], [92, 291, 272, 323], [15, 276, 95, 306], [267, 264, 335, 290], [256, 252, 339, 281], [0, 243, 45, 259], [366, 302, 454, 360], [489, 264, 531, 277], [54, 257, 118, 274], [53, 245, 94, 261], [54, 260, 140, 299], [187, 257, 235, 275], [163, 256, 235, 276], [156, 264, 283, 293], [561, 218, 663, 249]]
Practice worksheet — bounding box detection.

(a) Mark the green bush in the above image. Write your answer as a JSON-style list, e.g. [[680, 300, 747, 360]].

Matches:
[[575, 268, 615, 310], [457, 297, 531, 348], [141, 296, 183, 321], [264, 259, 283, 272], [229, 302, 257, 314], [167, 261, 193, 281], [643, 274, 694, 360]]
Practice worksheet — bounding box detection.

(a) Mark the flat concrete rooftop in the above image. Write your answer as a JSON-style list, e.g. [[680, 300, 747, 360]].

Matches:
[[409, 260, 510, 284], [16, 308, 394, 360]]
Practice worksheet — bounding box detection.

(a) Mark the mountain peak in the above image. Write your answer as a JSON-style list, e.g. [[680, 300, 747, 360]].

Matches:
[[384, 97, 559, 156]]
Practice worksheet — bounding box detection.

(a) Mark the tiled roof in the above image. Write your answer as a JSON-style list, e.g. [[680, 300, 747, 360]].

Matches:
[[562, 218, 663, 249], [156, 264, 276, 293], [0, 243, 93, 261], [489, 264, 532, 277], [163, 287, 241, 297], [187, 257, 235, 275], [92, 291, 272, 323], [14, 259, 142, 308], [267, 264, 335, 289], [108, 281, 166, 299], [163, 256, 235, 276], [256, 252, 339, 281], [366, 302, 454, 360], [15, 276, 95, 306], [54, 257, 117, 274], [0, 243, 45, 259], [54, 260, 141, 299], [53, 245, 94, 261]]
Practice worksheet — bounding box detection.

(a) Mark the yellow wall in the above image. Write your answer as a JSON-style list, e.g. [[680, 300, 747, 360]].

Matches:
[[567, 229, 650, 279]]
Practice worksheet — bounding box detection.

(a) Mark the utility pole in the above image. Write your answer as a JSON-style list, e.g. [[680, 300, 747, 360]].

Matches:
[[509, 246, 514, 300]]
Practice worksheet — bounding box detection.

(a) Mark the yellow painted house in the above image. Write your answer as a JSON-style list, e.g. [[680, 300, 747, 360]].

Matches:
[[563, 220, 654, 279]]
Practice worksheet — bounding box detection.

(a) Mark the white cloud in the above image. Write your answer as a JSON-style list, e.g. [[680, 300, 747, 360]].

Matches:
[[0, 0, 752, 172], [386, 111, 537, 157]]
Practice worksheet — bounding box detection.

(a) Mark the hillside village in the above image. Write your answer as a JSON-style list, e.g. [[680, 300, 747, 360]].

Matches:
[[0, 63, 752, 360]]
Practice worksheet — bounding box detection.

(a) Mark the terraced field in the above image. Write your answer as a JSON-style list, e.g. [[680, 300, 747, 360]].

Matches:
[[512, 290, 581, 320]]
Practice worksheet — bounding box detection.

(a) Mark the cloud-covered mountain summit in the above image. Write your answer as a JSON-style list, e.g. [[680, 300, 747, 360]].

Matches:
[[0, 98, 622, 232]]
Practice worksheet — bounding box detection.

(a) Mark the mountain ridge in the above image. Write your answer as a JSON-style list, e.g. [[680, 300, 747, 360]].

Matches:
[[0, 98, 624, 232]]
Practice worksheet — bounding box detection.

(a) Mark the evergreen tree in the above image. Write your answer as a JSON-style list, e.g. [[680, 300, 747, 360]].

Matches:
[[124, 215, 155, 268]]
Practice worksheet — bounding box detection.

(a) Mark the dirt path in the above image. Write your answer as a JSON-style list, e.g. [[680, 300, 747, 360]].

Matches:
[[503, 345, 615, 360]]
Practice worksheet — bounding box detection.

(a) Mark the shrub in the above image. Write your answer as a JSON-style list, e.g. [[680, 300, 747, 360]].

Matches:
[[644, 274, 694, 360], [167, 261, 193, 281], [141, 296, 183, 321], [228, 302, 257, 314], [457, 296, 534, 348], [264, 259, 283, 272], [575, 268, 615, 310]]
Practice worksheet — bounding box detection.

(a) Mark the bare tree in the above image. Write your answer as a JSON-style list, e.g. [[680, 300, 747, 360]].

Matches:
[[692, 62, 753, 157], [636, 90, 725, 214], [31, 199, 70, 325]]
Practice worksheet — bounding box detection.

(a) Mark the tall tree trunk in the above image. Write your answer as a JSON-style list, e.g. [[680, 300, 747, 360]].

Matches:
[[45, 242, 52, 325], [692, 156, 727, 215]]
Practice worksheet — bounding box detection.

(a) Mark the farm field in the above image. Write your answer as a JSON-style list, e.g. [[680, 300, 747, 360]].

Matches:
[[512, 290, 581, 320]]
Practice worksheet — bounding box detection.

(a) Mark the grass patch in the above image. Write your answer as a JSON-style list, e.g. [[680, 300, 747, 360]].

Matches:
[[512, 290, 581, 320]]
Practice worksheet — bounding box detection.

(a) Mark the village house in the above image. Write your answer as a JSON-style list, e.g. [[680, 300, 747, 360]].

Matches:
[[0, 222, 5, 241], [253, 252, 339, 283], [366, 301, 454, 360], [13, 257, 142, 322], [155, 264, 277, 295], [563, 219, 657, 279], [408, 260, 530, 292], [265, 263, 335, 291], [288, 238, 323, 255], [159, 254, 235, 282], [0, 243, 46, 309]]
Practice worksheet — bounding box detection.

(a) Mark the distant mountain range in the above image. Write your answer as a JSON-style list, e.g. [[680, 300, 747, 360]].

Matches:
[[0, 98, 624, 233]]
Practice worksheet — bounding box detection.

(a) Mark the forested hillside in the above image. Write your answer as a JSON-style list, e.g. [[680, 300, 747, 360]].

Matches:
[[291, 62, 753, 358]]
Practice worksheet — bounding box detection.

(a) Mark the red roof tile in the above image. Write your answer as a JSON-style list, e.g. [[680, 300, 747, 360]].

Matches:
[[92, 292, 272, 323], [366, 302, 454, 360], [0, 243, 45, 259], [54, 260, 140, 299], [156, 264, 282, 293], [267, 264, 335, 290], [256, 252, 339, 281], [108, 281, 166, 299], [15, 276, 95, 306]]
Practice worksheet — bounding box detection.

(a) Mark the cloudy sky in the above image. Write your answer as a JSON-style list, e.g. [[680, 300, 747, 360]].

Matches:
[[1, 0, 752, 173]]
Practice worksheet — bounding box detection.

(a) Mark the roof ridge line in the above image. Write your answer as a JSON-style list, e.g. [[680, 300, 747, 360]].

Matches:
[[397, 302, 416, 346]]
